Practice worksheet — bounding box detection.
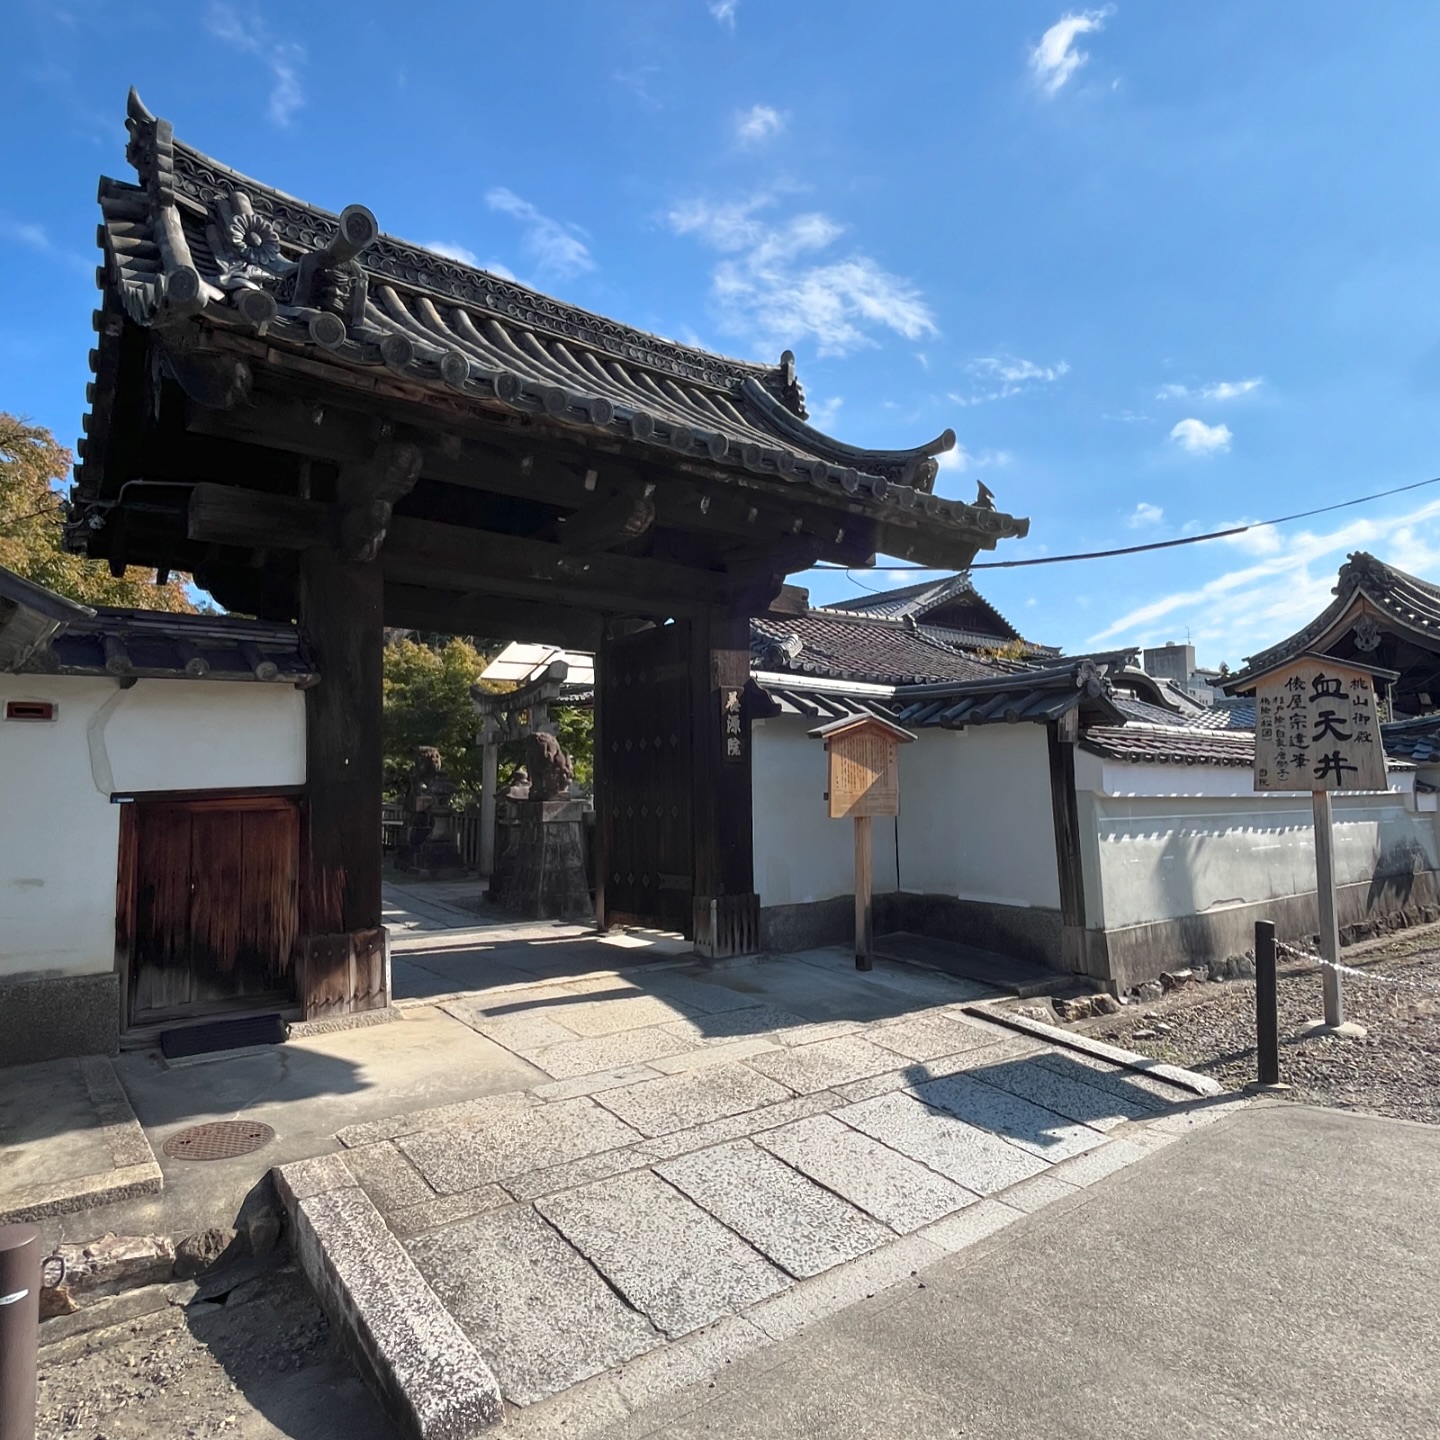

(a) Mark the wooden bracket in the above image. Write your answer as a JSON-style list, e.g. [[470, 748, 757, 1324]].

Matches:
[[337, 440, 423, 562]]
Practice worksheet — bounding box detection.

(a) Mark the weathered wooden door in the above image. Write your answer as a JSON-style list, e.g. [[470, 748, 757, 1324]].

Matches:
[[121, 796, 301, 1024], [600, 623, 694, 933]]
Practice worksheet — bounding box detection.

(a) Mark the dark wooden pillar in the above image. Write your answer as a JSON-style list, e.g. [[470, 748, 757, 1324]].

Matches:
[[1047, 712, 1088, 976], [298, 545, 387, 1017], [691, 610, 759, 957]]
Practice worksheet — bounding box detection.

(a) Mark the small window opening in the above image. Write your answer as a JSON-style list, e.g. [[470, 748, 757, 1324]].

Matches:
[[5, 700, 57, 722]]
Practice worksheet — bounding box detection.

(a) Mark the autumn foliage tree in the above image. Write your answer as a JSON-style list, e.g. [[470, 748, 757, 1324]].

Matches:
[[0, 413, 196, 611]]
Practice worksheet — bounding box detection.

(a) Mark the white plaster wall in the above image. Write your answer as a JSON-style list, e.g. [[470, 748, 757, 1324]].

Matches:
[[1089, 790, 1439, 930], [751, 718, 1058, 910], [0, 675, 306, 981], [897, 725, 1060, 909], [751, 716, 899, 906]]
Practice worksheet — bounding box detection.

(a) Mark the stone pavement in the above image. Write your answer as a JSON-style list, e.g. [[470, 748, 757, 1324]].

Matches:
[[384, 877, 694, 1001], [276, 947, 1215, 1435], [0, 1054, 160, 1225], [584, 1102, 1440, 1440]]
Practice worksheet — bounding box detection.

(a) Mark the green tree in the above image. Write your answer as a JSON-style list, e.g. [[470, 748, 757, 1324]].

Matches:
[[382, 634, 492, 800], [551, 705, 594, 789], [0, 413, 196, 611]]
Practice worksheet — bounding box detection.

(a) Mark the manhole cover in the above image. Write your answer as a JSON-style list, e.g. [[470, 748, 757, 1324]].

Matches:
[[163, 1120, 275, 1162]]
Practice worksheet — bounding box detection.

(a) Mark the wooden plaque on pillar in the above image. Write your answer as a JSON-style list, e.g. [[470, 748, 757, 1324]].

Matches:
[[816, 715, 912, 819], [810, 715, 916, 970]]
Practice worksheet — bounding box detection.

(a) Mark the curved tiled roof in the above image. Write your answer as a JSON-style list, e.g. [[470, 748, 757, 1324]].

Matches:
[[74, 91, 1028, 565], [1080, 725, 1258, 767], [1228, 552, 1440, 689], [1381, 715, 1440, 764], [751, 612, 1005, 686]]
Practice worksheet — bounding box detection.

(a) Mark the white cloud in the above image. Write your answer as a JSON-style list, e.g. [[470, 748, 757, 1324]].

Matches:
[[736, 104, 785, 146], [1169, 417, 1232, 454], [936, 445, 1013, 472], [1088, 497, 1440, 660], [709, 0, 738, 27], [1157, 377, 1264, 402], [667, 193, 936, 358], [0, 218, 92, 275], [950, 355, 1069, 405], [807, 395, 843, 431], [205, 5, 304, 126], [426, 241, 479, 266], [1126, 501, 1164, 528], [424, 242, 516, 281], [485, 189, 594, 280], [1030, 7, 1114, 96]]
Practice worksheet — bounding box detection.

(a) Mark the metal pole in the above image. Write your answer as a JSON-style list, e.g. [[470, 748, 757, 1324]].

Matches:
[[1312, 789, 1344, 1027], [1254, 920, 1279, 1086], [0, 1223, 41, 1440]]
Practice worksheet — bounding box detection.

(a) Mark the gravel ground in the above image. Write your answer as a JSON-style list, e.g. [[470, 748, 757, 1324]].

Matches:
[[36, 1262, 397, 1440], [1091, 930, 1440, 1125]]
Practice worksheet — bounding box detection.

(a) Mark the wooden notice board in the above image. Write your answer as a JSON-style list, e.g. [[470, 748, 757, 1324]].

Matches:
[[1254, 658, 1387, 792], [810, 714, 917, 971], [826, 725, 901, 819]]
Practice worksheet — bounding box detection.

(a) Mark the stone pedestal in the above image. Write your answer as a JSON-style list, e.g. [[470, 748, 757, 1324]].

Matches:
[[396, 809, 467, 879], [492, 799, 593, 920]]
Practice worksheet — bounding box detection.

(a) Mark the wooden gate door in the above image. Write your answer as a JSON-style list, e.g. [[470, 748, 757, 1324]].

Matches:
[[600, 623, 694, 933], [122, 796, 301, 1024]]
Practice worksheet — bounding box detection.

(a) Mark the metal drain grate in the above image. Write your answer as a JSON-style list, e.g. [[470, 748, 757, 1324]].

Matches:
[[162, 1120, 275, 1162]]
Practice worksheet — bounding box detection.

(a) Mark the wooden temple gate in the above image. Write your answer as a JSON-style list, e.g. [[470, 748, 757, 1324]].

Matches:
[[70, 90, 1026, 1022]]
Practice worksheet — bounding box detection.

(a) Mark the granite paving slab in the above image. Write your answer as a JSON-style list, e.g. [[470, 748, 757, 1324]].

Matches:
[[278, 1166, 503, 1438], [868, 1012, 1008, 1062], [397, 1097, 643, 1193], [548, 994, 697, 1037], [658, 1140, 891, 1278], [1032, 1049, 1182, 1109], [701, 968, 922, 1024], [968, 1055, 1155, 1128], [911, 1072, 1110, 1162], [443, 1007, 586, 1055], [343, 1142, 436, 1213], [335, 1089, 537, 1149], [661, 1005, 814, 1046], [838, 1091, 1050, 1194], [505, 1147, 655, 1203], [387, 1184, 511, 1239], [594, 1063, 794, 1137], [536, 1170, 789, 1336], [637, 973, 768, 1014], [744, 1034, 904, 1093], [527, 1027, 698, 1080], [756, 1113, 979, 1233], [405, 1205, 661, 1406], [635, 1091, 841, 1161]]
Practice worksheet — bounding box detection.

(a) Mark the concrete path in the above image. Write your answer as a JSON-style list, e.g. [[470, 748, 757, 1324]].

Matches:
[[585, 1102, 1440, 1440], [276, 948, 1219, 1435]]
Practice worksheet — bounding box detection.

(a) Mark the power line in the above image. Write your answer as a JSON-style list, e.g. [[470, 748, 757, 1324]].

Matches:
[[818, 472, 1440, 577]]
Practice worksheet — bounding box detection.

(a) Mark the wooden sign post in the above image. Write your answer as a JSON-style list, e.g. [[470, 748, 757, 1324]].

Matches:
[[811, 716, 916, 970], [1252, 652, 1394, 1035]]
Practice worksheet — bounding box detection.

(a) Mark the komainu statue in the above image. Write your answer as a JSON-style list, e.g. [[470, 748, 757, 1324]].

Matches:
[[524, 731, 575, 800]]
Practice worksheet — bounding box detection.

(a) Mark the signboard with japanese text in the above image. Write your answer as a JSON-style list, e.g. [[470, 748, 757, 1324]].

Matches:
[[720, 687, 745, 764], [1254, 659, 1387, 792], [826, 724, 901, 818]]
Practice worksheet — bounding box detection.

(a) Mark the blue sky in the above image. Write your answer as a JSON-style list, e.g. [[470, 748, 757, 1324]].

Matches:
[[4, 2, 1440, 668]]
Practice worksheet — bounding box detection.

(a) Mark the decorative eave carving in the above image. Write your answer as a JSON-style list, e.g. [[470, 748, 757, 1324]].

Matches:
[[84, 90, 1032, 563]]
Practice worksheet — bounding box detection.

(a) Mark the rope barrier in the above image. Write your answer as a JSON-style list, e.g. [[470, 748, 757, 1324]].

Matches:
[[1274, 939, 1440, 993]]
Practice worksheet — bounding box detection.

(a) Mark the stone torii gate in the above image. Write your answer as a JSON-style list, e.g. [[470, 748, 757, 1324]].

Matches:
[[67, 90, 1028, 1021]]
